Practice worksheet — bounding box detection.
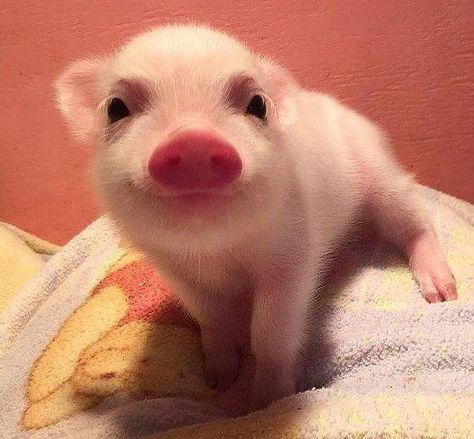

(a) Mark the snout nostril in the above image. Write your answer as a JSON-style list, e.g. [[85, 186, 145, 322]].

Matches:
[[167, 155, 181, 167], [210, 154, 223, 165]]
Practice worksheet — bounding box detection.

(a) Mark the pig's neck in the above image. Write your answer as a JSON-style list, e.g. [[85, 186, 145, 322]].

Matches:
[[146, 184, 309, 299], [148, 224, 282, 291]]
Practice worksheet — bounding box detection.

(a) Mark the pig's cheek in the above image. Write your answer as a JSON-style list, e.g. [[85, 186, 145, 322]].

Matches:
[[128, 123, 168, 180], [234, 139, 268, 182], [275, 97, 298, 128], [129, 155, 151, 187], [236, 155, 255, 184], [243, 141, 275, 181], [110, 129, 152, 186]]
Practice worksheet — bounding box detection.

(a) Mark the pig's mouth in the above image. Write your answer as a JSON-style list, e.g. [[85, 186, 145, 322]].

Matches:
[[139, 182, 241, 217], [170, 192, 226, 202], [164, 191, 236, 215]]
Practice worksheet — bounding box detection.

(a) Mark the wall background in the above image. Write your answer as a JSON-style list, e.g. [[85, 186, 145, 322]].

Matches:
[[1, 0, 473, 244]]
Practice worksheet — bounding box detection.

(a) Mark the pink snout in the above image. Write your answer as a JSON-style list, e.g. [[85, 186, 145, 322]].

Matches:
[[148, 130, 242, 191]]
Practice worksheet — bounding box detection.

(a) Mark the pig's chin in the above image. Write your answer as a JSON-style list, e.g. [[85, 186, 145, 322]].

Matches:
[[149, 188, 243, 220], [144, 188, 256, 249], [165, 192, 233, 215]]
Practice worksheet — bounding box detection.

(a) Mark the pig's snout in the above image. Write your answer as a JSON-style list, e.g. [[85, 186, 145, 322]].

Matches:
[[148, 130, 242, 191]]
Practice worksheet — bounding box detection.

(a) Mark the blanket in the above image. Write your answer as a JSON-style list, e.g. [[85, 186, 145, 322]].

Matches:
[[0, 185, 473, 438]]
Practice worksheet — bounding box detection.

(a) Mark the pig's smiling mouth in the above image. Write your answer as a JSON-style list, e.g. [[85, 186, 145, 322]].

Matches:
[[165, 191, 236, 213], [158, 192, 243, 218], [136, 174, 250, 217], [141, 185, 241, 216]]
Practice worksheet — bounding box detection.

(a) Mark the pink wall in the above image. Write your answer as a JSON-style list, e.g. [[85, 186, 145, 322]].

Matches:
[[1, 1, 473, 244]]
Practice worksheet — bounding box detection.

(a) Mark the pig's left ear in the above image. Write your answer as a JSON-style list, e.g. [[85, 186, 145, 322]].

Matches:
[[54, 57, 109, 143], [257, 57, 298, 126]]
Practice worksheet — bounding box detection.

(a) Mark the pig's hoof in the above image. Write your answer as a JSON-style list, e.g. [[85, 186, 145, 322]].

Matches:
[[201, 327, 240, 391], [204, 353, 240, 391], [422, 282, 457, 303], [411, 254, 457, 303], [407, 233, 458, 303]]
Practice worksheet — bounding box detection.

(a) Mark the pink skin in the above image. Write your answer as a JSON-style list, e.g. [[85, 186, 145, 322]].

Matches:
[[55, 25, 458, 411]]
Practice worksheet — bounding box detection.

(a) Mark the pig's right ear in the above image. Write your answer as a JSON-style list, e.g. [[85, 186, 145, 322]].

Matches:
[[54, 58, 109, 142]]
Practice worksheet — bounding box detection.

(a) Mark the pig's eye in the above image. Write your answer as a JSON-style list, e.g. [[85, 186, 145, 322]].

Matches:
[[107, 97, 130, 124], [246, 94, 266, 120]]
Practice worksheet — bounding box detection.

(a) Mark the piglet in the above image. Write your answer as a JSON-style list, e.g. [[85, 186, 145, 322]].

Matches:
[[55, 25, 457, 409]]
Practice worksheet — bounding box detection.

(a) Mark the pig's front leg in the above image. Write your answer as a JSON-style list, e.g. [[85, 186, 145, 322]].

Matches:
[[201, 319, 241, 391], [368, 168, 457, 303], [155, 262, 244, 391], [183, 290, 243, 391], [250, 268, 316, 409]]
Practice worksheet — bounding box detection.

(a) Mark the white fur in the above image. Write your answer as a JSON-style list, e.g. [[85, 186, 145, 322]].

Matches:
[[55, 24, 457, 409]]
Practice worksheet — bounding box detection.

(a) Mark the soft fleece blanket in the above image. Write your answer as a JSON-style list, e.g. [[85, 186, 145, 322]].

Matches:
[[0, 186, 473, 438]]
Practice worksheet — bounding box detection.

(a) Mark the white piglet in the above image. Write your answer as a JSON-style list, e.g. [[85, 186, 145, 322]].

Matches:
[[55, 25, 457, 409]]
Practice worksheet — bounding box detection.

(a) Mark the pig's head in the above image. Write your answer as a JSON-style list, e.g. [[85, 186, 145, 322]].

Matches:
[[55, 25, 298, 253]]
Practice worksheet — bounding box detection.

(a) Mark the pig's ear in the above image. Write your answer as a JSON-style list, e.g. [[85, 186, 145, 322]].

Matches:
[[54, 57, 109, 142], [258, 57, 298, 126]]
